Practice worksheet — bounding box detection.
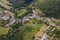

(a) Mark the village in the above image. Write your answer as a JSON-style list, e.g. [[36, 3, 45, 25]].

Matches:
[[0, 0, 60, 40], [0, 7, 60, 40]]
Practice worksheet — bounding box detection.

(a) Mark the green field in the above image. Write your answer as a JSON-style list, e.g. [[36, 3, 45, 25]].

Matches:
[[0, 2, 11, 10], [0, 26, 11, 35]]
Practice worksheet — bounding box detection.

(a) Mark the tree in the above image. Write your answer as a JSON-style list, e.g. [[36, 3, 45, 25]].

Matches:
[[33, 0, 60, 18]]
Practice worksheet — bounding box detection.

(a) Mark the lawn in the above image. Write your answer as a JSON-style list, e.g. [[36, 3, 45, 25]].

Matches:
[[17, 9, 27, 17], [0, 2, 11, 10], [0, 26, 11, 35], [22, 18, 43, 40], [35, 24, 46, 38]]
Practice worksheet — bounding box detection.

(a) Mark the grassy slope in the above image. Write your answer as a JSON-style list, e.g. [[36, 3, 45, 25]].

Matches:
[[0, 2, 11, 10], [35, 24, 46, 38], [0, 27, 10, 35], [22, 19, 43, 40], [23, 24, 45, 40]]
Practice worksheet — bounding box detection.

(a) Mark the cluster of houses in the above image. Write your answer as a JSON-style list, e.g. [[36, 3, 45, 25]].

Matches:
[[0, 10, 15, 27], [0, 8, 58, 27], [0, 8, 59, 40], [0, 8, 42, 27]]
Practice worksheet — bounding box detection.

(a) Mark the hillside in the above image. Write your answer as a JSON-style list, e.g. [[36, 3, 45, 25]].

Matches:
[[0, 0, 60, 40]]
